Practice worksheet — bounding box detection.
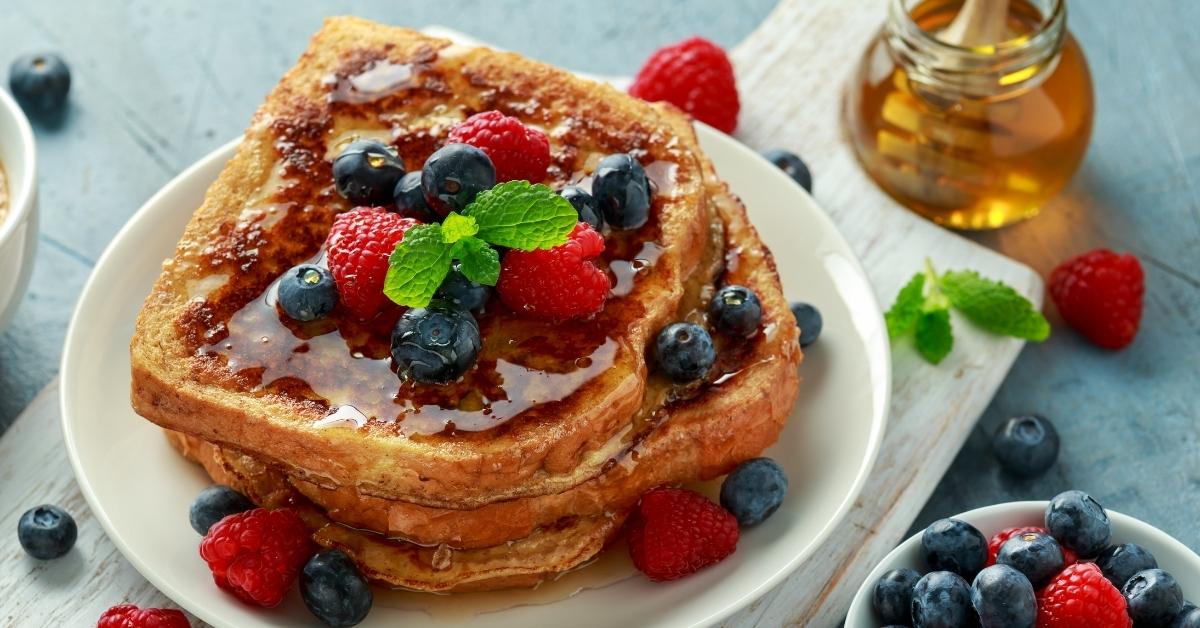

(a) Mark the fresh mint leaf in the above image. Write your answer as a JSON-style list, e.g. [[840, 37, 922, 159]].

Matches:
[[384, 224, 452, 308], [915, 308, 953, 364], [464, 180, 577, 251], [441, 212, 479, 243], [885, 273, 926, 339], [451, 236, 500, 286], [940, 270, 1050, 341]]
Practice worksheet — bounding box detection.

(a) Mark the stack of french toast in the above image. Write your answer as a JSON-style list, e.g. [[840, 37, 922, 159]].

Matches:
[[130, 17, 800, 592]]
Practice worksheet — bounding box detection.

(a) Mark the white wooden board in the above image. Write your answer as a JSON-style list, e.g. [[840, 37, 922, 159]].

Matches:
[[0, 1, 1041, 625]]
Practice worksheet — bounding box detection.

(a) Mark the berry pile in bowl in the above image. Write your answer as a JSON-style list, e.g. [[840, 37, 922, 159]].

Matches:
[[846, 491, 1200, 627]]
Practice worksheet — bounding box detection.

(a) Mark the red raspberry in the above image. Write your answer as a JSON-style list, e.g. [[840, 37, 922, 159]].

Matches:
[[987, 526, 1077, 567], [1037, 562, 1131, 628], [325, 207, 420, 318], [496, 223, 610, 320], [626, 487, 739, 582], [447, 111, 551, 183], [97, 604, 190, 628], [1049, 249, 1144, 350], [629, 37, 740, 134], [198, 508, 313, 608]]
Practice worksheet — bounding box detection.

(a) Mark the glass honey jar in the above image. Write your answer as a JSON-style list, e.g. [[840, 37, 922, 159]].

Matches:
[[845, 0, 1094, 229]]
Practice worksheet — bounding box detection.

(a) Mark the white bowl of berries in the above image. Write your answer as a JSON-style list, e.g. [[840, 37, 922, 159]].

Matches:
[[846, 491, 1200, 627], [0, 81, 39, 331]]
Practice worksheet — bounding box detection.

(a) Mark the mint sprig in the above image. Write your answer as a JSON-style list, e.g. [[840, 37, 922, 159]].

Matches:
[[885, 259, 1049, 365], [383, 181, 577, 308]]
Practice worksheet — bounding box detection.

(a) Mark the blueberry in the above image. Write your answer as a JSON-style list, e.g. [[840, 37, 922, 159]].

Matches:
[[18, 505, 77, 560], [189, 485, 254, 535], [653, 322, 715, 384], [391, 300, 481, 384], [393, 171, 437, 222], [873, 567, 921, 625], [921, 518, 987, 579], [277, 264, 339, 322], [991, 415, 1059, 477], [1045, 490, 1111, 558], [592, 153, 651, 230], [971, 564, 1036, 628], [301, 549, 373, 627], [996, 531, 1064, 587], [719, 458, 787, 527], [911, 571, 973, 628], [789, 302, 822, 347], [761, 149, 812, 194], [709, 285, 763, 338], [333, 140, 406, 207], [1097, 543, 1158, 590], [1124, 569, 1184, 627], [9, 53, 71, 115], [1175, 604, 1200, 628], [421, 143, 496, 216], [560, 186, 604, 232], [436, 263, 490, 313]]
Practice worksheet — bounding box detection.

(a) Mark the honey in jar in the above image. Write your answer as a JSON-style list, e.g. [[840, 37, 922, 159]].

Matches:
[[845, 0, 1094, 229]]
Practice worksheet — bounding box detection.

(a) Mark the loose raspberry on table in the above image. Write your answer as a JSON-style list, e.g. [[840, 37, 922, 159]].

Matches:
[[629, 37, 740, 134], [496, 223, 610, 321], [987, 525, 1077, 567], [1036, 562, 1131, 628], [325, 207, 420, 319], [199, 508, 313, 608], [97, 604, 190, 628], [1049, 249, 1144, 350], [627, 487, 739, 582], [447, 110, 551, 183]]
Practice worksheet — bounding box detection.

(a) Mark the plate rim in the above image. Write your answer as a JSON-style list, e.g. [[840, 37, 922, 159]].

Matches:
[[61, 126, 890, 627]]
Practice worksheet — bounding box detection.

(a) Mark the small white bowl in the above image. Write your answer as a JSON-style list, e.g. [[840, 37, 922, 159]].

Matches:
[[846, 501, 1200, 627], [0, 88, 38, 331]]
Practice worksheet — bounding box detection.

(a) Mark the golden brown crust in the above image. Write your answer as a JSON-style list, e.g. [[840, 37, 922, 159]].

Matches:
[[131, 18, 716, 508]]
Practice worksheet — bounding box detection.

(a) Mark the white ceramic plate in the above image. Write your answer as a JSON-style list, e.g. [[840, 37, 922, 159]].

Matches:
[[846, 501, 1200, 627], [61, 125, 890, 628]]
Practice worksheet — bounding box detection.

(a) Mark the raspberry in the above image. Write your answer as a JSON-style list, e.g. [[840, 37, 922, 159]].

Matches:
[[447, 111, 550, 183], [199, 508, 313, 608], [496, 223, 610, 320], [987, 526, 1077, 567], [97, 604, 190, 628], [629, 37, 740, 134], [325, 207, 420, 319], [626, 487, 739, 582], [1037, 562, 1131, 628], [1049, 249, 1144, 350]]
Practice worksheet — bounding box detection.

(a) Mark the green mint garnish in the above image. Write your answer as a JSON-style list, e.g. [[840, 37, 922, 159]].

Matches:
[[440, 212, 479, 243], [383, 224, 454, 308], [464, 181, 579, 250], [382, 181, 577, 308], [940, 270, 1050, 341], [884, 259, 1049, 365], [451, 236, 500, 286]]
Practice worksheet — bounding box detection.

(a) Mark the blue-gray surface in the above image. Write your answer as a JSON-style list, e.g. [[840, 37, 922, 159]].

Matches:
[[0, 0, 1196, 571]]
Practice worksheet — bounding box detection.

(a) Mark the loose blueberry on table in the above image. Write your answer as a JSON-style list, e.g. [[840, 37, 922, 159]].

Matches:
[[17, 504, 77, 560], [8, 52, 71, 115], [991, 414, 1060, 477]]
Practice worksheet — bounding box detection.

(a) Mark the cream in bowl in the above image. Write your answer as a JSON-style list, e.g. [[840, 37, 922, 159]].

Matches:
[[846, 492, 1200, 627], [0, 87, 38, 331]]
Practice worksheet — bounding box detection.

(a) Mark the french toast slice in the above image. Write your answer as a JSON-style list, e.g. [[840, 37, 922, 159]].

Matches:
[[197, 164, 800, 550], [167, 170, 800, 592], [131, 18, 720, 508]]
